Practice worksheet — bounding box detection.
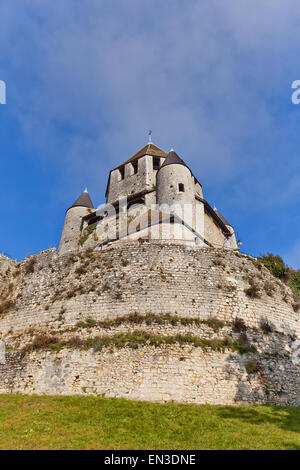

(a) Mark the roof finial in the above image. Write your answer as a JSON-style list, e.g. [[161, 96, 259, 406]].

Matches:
[[148, 130, 152, 143]]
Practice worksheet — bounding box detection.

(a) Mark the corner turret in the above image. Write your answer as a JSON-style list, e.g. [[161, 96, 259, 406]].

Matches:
[[156, 149, 204, 238], [156, 149, 195, 211], [58, 189, 94, 254]]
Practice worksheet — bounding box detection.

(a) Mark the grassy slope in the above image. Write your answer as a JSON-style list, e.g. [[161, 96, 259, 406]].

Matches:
[[0, 395, 299, 450]]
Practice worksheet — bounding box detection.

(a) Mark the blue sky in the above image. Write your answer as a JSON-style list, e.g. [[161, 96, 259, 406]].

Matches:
[[0, 0, 299, 266]]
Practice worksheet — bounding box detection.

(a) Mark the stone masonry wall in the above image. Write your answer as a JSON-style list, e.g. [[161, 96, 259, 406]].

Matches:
[[0, 243, 299, 405], [204, 213, 225, 248], [107, 155, 155, 204]]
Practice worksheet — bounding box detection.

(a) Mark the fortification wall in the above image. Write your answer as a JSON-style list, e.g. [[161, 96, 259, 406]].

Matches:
[[0, 255, 17, 315], [204, 213, 225, 248], [0, 244, 298, 335], [0, 254, 15, 274], [0, 243, 299, 405], [0, 340, 298, 405]]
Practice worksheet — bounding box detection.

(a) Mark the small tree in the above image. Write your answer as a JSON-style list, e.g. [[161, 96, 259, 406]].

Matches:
[[288, 270, 300, 297], [257, 253, 287, 279]]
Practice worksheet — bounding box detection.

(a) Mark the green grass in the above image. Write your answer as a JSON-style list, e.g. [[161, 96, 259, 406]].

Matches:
[[0, 395, 299, 450]]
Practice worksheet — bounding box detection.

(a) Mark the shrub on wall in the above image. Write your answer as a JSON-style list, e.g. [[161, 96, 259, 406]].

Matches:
[[24, 258, 36, 274], [288, 271, 300, 297], [245, 359, 259, 374], [0, 299, 16, 314], [244, 283, 261, 298], [257, 253, 287, 279], [79, 223, 97, 246], [264, 281, 275, 296], [257, 253, 300, 301], [260, 320, 273, 334], [233, 317, 247, 332]]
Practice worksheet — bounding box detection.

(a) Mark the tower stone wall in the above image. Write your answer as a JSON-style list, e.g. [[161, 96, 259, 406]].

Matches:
[[157, 163, 195, 209], [58, 206, 91, 255], [107, 155, 155, 204], [156, 161, 204, 239]]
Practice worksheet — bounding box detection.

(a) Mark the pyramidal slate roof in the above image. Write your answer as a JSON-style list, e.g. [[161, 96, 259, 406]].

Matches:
[[117, 143, 168, 169], [68, 190, 94, 211], [160, 149, 190, 170], [105, 143, 168, 198]]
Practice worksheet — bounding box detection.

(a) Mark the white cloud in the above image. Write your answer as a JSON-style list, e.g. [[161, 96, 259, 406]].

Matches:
[[1, 0, 300, 206]]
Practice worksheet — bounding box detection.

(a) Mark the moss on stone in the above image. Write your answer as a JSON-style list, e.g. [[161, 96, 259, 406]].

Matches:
[[79, 223, 97, 246]]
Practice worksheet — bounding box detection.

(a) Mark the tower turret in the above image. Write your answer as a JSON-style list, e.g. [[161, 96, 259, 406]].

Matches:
[[156, 149, 195, 217], [58, 189, 94, 254], [156, 149, 205, 241]]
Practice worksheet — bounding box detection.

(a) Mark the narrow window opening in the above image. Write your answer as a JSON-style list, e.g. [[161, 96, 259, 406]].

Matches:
[[119, 166, 125, 180], [132, 161, 138, 174], [153, 157, 160, 170], [179, 183, 185, 192]]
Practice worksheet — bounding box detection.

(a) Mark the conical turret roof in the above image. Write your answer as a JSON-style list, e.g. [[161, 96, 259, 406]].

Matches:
[[159, 149, 189, 170], [68, 189, 94, 211]]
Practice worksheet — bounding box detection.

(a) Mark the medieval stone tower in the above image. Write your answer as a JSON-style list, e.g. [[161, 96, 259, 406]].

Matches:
[[58, 142, 238, 254], [58, 190, 94, 254], [156, 150, 204, 238]]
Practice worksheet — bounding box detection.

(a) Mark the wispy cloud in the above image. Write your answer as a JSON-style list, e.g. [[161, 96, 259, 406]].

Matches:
[[1, 2, 299, 176], [0, 1, 299, 257]]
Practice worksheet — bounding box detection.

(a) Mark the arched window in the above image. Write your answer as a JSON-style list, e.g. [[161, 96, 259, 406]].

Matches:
[[179, 183, 185, 192]]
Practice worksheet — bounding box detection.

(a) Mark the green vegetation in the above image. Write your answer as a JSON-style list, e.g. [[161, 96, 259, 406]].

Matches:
[[245, 359, 259, 374], [22, 330, 256, 355], [260, 320, 273, 335], [233, 317, 247, 332], [257, 253, 288, 279], [264, 280, 275, 297], [23, 257, 36, 274], [79, 223, 97, 246], [0, 395, 299, 450], [257, 253, 300, 299], [0, 299, 16, 314], [288, 270, 300, 297], [244, 282, 261, 298], [75, 313, 226, 332]]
